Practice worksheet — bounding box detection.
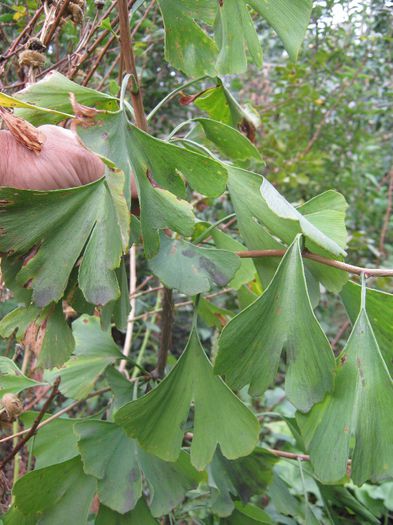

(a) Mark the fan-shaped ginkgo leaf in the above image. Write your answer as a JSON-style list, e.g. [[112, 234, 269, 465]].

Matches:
[[115, 329, 259, 470], [297, 293, 393, 485], [214, 235, 335, 412]]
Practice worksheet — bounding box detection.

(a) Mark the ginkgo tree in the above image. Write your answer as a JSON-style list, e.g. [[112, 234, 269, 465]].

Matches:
[[0, 0, 392, 523]]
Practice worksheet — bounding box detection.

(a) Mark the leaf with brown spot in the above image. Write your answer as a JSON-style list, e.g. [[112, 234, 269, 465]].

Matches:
[[298, 294, 393, 484]]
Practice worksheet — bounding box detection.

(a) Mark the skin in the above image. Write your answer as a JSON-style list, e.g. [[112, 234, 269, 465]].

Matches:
[[0, 125, 105, 190]]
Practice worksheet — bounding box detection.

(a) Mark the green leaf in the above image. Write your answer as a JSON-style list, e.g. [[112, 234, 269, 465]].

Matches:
[[157, 0, 312, 77], [3, 507, 36, 525], [12, 457, 96, 525], [259, 179, 347, 258], [137, 174, 195, 258], [248, 0, 312, 60], [0, 173, 128, 307], [227, 167, 348, 291], [0, 91, 71, 120], [157, 0, 218, 78], [55, 315, 123, 400], [77, 109, 233, 256], [0, 303, 75, 368], [215, 0, 262, 75], [211, 230, 256, 290], [100, 260, 131, 332], [149, 234, 240, 295], [194, 85, 247, 128], [215, 236, 335, 412], [137, 446, 203, 517], [75, 420, 202, 516], [0, 357, 45, 396], [75, 420, 141, 514], [318, 484, 380, 525], [227, 167, 284, 287], [115, 329, 259, 470], [96, 500, 158, 525], [210, 448, 277, 517], [20, 413, 80, 469], [105, 366, 133, 412], [197, 297, 233, 329], [14, 71, 118, 125], [221, 502, 274, 524], [77, 109, 227, 199], [341, 281, 393, 376], [192, 118, 262, 163], [297, 296, 393, 485]]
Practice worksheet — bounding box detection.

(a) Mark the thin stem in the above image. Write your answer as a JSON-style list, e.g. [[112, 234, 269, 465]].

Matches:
[[236, 249, 393, 277], [120, 245, 137, 373], [0, 377, 61, 470], [131, 292, 162, 379], [0, 387, 112, 445], [166, 119, 193, 141], [146, 76, 207, 122], [193, 213, 236, 244]]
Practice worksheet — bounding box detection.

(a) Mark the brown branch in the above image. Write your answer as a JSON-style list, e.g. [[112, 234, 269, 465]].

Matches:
[[331, 319, 350, 351], [128, 288, 233, 323], [0, 377, 61, 470], [267, 448, 310, 461], [89, 0, 155, 88], [117, 0, 173, 376], [236, 249, 393, 277], [153, 288, 173, 378], [82, 32, 117, 85], [117, 0, 148, 130], [42, 0, 72, 47]]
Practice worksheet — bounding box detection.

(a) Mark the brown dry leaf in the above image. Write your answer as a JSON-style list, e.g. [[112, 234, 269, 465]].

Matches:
[[0, 109, 44, 153]]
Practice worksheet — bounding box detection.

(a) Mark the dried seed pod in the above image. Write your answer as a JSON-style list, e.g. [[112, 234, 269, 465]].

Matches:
[[0, 113, 105, 190], [1, 393, 23, 419], [18, 50, 46, 68]]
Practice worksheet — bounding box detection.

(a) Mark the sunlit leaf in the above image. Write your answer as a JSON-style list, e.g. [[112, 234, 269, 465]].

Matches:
[[215, 236, 335, 412], [227, 167, 348, 291], [14, 71, 118, 125], [0, 91, 71, 120], [259, 179, 347, 258], [191, 117, 262, 163], [115, 328, 259, 470]]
